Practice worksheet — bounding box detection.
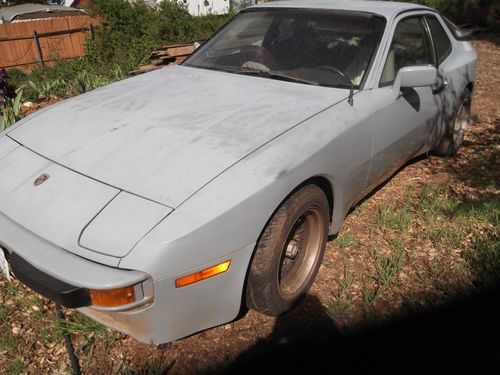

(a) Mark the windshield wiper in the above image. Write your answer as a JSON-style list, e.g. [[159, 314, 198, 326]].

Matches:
[[235, 68, 355, 106], [234, 69, 320, 87]]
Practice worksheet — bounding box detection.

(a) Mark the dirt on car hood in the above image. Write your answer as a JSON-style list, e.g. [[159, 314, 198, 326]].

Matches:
[[8, 65, 347, 208]]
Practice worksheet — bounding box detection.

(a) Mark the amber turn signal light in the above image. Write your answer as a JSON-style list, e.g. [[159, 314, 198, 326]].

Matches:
[[90, 285, 136, 307], [175, 260, 231, 288]]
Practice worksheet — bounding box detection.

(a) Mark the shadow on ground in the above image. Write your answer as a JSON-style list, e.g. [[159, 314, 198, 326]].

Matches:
[[204, 287, 500, 374], [201, 95, 500, 375]]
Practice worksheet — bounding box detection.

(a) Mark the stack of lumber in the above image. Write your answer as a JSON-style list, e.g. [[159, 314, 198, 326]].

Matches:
[[130, 42, 195, 75]]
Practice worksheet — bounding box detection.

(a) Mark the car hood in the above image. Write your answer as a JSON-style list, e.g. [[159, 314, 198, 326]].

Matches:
[[0, 137, 172, 263], [8, 65, 347, 208]]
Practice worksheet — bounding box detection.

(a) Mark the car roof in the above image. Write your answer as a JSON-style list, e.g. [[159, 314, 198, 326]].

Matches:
[[251, 0, 433, 18]]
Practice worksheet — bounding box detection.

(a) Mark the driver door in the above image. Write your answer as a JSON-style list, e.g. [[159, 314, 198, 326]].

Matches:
[[367, 15, 439, 186]]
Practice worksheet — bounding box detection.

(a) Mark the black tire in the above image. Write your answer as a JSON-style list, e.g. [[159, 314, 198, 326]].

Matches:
[[433, 88, 471, 156], [245, 184, 329, 316]]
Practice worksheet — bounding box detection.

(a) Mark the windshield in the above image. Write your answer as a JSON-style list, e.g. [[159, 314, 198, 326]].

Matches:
[[184, 9, 386, 89]]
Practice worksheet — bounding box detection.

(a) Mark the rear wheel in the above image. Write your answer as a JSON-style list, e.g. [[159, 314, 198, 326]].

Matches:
[[434, 89, 471, 156], [245, 185, 329, 316]]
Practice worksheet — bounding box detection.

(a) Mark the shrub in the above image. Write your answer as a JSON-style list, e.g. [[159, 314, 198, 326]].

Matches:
[[393, 0, 500, 28], [87, 0, 234, 72], [15, 0, 235, 105], [0, 69, 23, 131]]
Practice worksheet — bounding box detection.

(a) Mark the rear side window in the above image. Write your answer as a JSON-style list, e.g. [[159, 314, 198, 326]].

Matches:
[[380, 16, 434, 86], [426, 16, 452, 64]]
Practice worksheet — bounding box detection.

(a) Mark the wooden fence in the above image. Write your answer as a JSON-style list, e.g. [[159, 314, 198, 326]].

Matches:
[[0, 15, 98, 71]]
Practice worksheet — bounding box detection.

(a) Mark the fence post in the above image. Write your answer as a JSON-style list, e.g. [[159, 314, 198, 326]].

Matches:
[[88, 22, 95, 40], [32, 30, 43, 66]]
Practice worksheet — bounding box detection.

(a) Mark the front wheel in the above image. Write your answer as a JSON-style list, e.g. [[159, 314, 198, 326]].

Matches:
[[245, 184, 329, 316]]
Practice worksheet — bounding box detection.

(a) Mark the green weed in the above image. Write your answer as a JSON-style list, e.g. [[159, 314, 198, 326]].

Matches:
[[376, 203, 412, 232], [335, 234, 358, 248], [465, 231, 500, 289], [374, 248, 405, 289], [5, 358, 26, 375], [0, 305, 8, 322], [58, 312, 108, 336], [328, 268, 354, 320], [0, 331, 17, 351]]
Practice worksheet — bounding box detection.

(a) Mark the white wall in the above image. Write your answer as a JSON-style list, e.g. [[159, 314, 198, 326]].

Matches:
[[177, 0, 230, 16]]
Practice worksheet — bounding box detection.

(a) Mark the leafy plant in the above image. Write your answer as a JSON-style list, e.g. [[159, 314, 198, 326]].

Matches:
[[71, 67, 124, 95], [1, 69, 23, 131], [87, 0, 234, 72], [28, 79, 65, 100]]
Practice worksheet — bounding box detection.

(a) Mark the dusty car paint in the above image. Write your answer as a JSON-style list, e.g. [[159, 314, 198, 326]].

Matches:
[[7, 66, 345, 208], [0, 0, 477, 343]]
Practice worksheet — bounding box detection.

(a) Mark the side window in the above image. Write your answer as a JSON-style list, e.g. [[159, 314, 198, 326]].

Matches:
[[426, 16, 452, 65], [380, 17, 434, 86]]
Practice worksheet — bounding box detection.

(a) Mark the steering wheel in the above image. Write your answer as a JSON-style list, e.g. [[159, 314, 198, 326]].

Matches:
[[240, 45, 277, 70], [317, 65, 353, 87]]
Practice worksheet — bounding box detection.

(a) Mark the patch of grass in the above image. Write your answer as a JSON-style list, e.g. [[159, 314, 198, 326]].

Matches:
[[374, 248, 405, 289], [59, 312, 108, 336], [33, 311, 63, 343], [443, 227, 465, 247], [363, 305, 383, 325], [465, 231, 500, 289], [5, 358, 26, 375], [403, 181, 418, 206], [120, 359, 167, 375], [361, 284, 379, 305], [0, 305, 8, 322], [463, 140, 500, 189], [335, 234, 358, 248], [4, 283, 19, 297], [388, 234, 404, 250], [415, 183, 455, 223], [451, 197, 500, 288], [361, 284, 384, 324], [416, 257, 464, 297], [328, 268, 354, 321], [353, 201, 368, 216], [427, 225, 464, 247], [375, 203, 412, 232], [328, 298, 352, 321], [18, 296, 43, 311], [452, 199, 500, 225], [0, 331, 17, 351], [22, 305, 108, 344]]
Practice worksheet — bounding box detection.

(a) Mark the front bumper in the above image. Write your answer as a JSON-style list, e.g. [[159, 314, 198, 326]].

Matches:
[[7, 251, 91, 308], [0, 210, 256, 344], [0, 211, 150, 301]]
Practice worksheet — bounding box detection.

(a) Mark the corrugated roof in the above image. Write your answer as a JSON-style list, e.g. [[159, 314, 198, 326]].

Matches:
[[0, 4, 86, 24]]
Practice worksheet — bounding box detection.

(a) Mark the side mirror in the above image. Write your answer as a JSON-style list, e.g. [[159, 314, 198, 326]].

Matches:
[[393, 66, 437, 98]]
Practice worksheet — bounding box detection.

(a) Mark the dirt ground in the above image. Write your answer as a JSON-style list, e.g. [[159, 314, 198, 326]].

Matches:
[[1, 34, 499, 375]]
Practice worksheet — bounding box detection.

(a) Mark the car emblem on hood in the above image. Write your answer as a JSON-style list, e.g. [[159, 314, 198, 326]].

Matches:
[[33, 174, 50, 186]]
